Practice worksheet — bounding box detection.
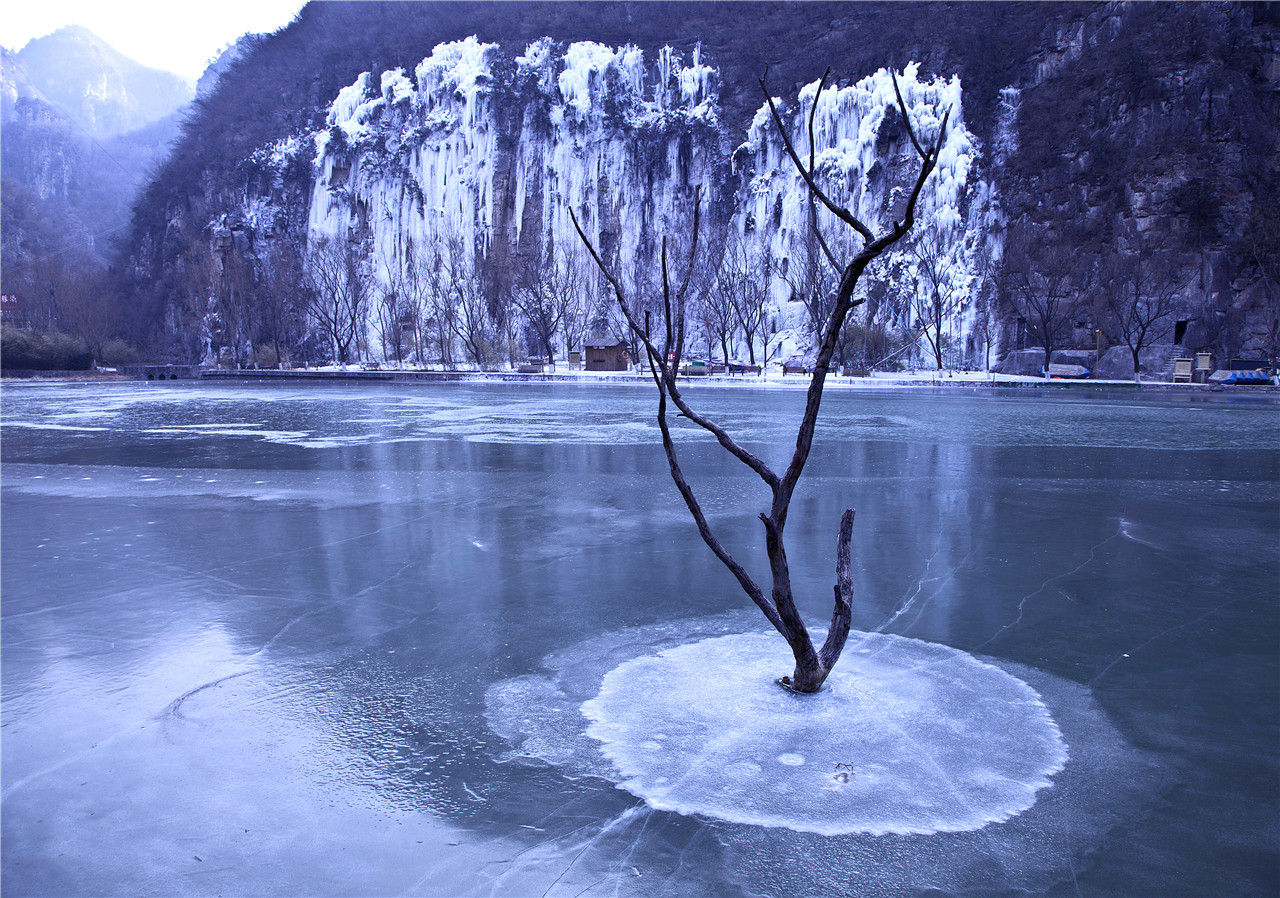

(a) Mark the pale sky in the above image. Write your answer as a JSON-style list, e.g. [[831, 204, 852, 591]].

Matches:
[[0, 0, 309, 80]]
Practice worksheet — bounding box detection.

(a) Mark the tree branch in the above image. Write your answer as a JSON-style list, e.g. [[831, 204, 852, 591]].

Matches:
[[810, 208, 842, 273], [656, 383, 783, 632], [760, 76, 875, 244], [891, 72, 926, 160], [807, 67, 831, 175], [568, 204, 786, 628], [571, 206, 783, 487], [819, 508, 855, 668], [771, 71, 948, 525]]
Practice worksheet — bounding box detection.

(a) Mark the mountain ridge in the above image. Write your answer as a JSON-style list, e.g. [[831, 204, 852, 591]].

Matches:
[[6, 3, 1276, 372], [7, 25, 194, 139]]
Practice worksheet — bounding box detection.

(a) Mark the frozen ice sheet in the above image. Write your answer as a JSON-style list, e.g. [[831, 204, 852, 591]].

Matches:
[[5, 382, 1274, 895]]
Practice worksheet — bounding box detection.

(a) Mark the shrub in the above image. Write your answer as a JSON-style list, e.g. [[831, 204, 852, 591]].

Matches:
[[100, 339, 141, 366], [0, 329, 93, 370]]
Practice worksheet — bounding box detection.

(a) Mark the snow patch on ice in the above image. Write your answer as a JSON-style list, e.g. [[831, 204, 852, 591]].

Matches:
[[486, 613, 1159, 892], [581, 631, 1065, 835], [4, 421, 109, 432]]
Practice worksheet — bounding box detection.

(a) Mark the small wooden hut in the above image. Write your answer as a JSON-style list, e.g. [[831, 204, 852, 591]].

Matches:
[[584, 336, 631, 371]]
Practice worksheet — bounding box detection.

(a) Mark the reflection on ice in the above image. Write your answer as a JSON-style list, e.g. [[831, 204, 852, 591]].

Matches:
[[4, 421, 109, 432], [582, 632, 1066, 835]]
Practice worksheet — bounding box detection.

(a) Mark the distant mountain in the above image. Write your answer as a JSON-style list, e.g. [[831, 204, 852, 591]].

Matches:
[[7, 25, 193, 138], [0, 28, 194, 356], [1, 28, 190, 266]]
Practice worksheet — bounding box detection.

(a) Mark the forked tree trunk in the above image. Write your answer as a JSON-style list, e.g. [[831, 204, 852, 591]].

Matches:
[[781, 509, 855, 692]]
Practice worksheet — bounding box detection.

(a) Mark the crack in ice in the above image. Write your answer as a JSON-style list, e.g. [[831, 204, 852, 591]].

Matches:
[[1088, 596, 1243, 686], [975, 525, 1122, 650]]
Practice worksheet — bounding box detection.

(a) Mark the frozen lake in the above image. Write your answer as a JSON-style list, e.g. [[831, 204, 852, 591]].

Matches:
[[2, 380, 1277, 896]]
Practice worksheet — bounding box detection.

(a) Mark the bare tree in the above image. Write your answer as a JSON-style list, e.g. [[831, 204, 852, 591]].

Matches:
[[173, 249, 217, 365], [372, 247, 424, 367], [373, 285, 407, 364], [571, 70, 949, 693], [452, 282, 495, 369], [601, 251, 664, 372], [1102, 231, 1182, 381], [966, 238, 999, 372], [559, 250, 601, 364], [257, 245, 308, 368], [211, 238, 257, 368], [49, 265, 117, 364], [306, 235, 372, 365], [513, 246, 581, 367], [691, 253, 738, 365], [1003, 223, 1079, 374], [13, 252, 70, 332], [413, 235, 457, 367], [439, 233, 496, 369], [761, 310, 786, 367], [392, 241, 439, 366], [716, 232, 774, 365], [905, 227, 967, 370], [784, 233, 840, 353]]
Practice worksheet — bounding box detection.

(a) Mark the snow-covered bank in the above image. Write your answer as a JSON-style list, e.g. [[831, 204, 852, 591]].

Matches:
[[12, 365, 1277, 395], [190, 366, 1279, 393]]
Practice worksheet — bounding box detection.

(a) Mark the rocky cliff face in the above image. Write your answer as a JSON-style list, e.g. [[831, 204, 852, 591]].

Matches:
[[212, 36, 980, 366], [124, 1, 1278, 369], [999, 2, 1279, 364], [308, 38, 724, 297]]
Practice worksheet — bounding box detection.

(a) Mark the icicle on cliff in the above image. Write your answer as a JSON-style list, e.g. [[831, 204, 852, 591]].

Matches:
[[299, 36, 983, 363]]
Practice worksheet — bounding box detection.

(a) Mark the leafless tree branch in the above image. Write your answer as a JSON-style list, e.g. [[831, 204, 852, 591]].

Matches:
[[571, 67, 948, 691]]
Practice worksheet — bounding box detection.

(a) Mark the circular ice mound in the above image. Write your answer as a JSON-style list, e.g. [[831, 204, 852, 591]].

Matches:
[[582, 631, 1067, 836]]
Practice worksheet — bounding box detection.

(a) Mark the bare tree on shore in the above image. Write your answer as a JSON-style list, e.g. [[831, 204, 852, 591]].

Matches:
[[440, 233, 496, 370], [514, 246, 586, 367], [1003, 223, 1079, 374], [716, 232, 774, 365], [1101, 228, 1182, 381], [571, 70, 949, 693], [306, 234, 372, 365], [415, 236, 457, 367], [257, 244, 309, 367], [906, 227, 966, 370], [784, 231, 840, 354]]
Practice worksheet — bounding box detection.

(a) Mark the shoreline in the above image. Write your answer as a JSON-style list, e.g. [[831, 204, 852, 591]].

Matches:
[[4, 366, 1277, 394]]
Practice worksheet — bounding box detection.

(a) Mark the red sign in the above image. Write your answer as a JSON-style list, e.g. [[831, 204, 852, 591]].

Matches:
[[0, 294, 19, 311]]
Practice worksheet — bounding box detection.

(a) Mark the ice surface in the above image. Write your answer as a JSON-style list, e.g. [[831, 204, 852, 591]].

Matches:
[[6, 383, 1275, 896], [581, 631, 1066, 835]]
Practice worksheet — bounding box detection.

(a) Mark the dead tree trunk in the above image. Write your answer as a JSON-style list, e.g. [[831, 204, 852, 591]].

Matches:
[[571, 70, 948, 693]]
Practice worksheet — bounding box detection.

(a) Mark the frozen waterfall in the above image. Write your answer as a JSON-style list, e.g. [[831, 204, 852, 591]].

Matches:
[[299, 37, 986, 364]]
